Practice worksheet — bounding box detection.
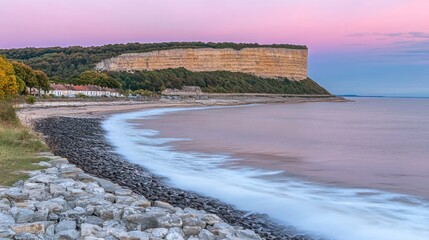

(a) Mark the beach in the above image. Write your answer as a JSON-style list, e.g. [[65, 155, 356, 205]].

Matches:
[[15, 97, 343, 240]]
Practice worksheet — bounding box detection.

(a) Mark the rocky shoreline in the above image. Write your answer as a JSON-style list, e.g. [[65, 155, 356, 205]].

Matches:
[[0, 153, 261, 240], [32, 117, 313, 240]]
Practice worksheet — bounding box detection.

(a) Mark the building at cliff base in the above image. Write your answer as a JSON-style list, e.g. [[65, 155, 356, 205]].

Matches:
[[47, 84, 121, 97], [95, 47, 308, 81]]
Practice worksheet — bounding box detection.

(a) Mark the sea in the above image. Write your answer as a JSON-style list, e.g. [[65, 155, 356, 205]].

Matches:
[[103, 98, 429, 240]]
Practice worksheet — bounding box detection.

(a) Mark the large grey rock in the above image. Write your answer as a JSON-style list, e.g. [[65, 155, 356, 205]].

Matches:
[[209, 223, 235, 238], [0, 198, 11, 211], [201, 214, 222, 225], [156, 216, 183, 228], [198, 229, 215, 240], [94, 178, 120, 193], [33, 209, 49, 221], [115, 188, 133, 196], [29, 174, 58, 184], [35, 200, 64, 213], [80, 223, 106, 238], [10, 208, 34, 224], [144, 228, 168, 239], [130, 200, 151, 210], [49, 183, 67, 195], [153, 201, 175, 212], [59, 208, 86, 222], [165, 232, 185, 240], [0, 228, 15, 238], [56, 229, 80, 240], [4, 188, 29, 201], [183, 217, 206, 228], [59, 164, 83, 179], [128, 231, 150, 240], [115, 196, 136, 205], [183, 226, 201, 236], [11, 222, 45, 234], [113, 230, 149, 240], [83, 216, 104, 227], [13, 233, 42, 240], [55, 220, 76, 233], [235, 229, 262, 239]]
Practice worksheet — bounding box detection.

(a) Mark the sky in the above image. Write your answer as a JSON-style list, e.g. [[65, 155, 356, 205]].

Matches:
[[1, 0, 428, 96]]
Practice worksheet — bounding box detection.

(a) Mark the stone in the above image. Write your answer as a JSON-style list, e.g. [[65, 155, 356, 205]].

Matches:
[[95, 178, 119, 193], [55, 220, 76, 233], [165, 232, 185, 240], [156, 216, 183, 228], [11, 208, 34, 224], [29, 174, 58, 184], [200, 214, 222, 225], [49, 183, 67, 195], [33, 209, 49, 221], [235, 229, 262, 239], [80, 223, 106, 238], [209, 223, 235, 238], [0, 198, 11, 211], [11, 222, 45, 234], [56, 229, 80, 240], [4, 188, 29, 201], [59, 208, 86, 222], [198, 229, 215, 240], [144, 228, 168, 239], [130, 200, 151, 210], [38, 161, 52, 167], [44, 167, 60, 175], [59, 164, 84, 179], [35, 200, 64, 213], [0, 228, 15, 238], [13, 200, 35, 210], [183, 226, 201, 236], [128, 231, 150, 240], [183, 217, 206, 228], [115, 188, 133, 196], [84, 216, 104, 227], [115, 196, 136, 205], [48, 158, 69, 167], [13, 233, 41, 240], [153, 201, 175, 212]]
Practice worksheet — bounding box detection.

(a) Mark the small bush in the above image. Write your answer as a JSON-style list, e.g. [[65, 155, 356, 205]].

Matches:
[[0, 101, 20, 126], [25, 96, 35, 104]]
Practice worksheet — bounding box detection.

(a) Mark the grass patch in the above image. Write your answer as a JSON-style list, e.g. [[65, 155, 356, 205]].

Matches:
[[0, 101, 48, 186]]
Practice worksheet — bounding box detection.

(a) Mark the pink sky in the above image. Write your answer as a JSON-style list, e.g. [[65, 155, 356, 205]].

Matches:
[[1, 0, 428, 52]]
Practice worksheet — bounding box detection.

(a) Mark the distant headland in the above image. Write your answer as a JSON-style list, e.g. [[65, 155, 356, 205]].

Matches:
[[0, 42, 330, 95]]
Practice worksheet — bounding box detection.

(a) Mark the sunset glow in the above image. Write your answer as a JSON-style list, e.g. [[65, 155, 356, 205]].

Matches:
[[1, 0, 428, 95]]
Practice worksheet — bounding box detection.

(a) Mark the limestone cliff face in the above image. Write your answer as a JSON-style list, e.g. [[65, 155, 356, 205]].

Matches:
[[95, 48, 308, 80]]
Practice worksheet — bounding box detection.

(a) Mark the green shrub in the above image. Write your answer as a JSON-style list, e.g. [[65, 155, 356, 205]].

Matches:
[[25, 96, 35, 104], [0, 101, 20, 126]]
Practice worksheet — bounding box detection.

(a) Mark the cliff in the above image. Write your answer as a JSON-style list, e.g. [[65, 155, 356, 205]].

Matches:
[[95, 48, 308, 81]]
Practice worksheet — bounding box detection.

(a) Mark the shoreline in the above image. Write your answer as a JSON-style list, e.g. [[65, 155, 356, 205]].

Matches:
[[17, 97, 344, 240]]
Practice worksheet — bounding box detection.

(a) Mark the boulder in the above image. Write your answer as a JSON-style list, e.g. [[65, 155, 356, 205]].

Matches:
[[156, 216, 183, 228], [11, 222, 45, 234]]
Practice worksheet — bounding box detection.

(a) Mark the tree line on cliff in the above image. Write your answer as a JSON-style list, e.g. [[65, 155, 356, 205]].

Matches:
[[108, 68, 330, 95]]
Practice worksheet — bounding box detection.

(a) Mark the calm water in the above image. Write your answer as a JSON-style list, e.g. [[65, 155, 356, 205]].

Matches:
[[104, 98, 429, 240]]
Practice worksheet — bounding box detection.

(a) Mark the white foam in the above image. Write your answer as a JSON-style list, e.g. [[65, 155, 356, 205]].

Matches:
[[103, 107, 429, 240]]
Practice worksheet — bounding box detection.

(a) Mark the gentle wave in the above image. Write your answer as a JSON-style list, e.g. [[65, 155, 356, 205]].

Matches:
[[103, 107, 429, 240]]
